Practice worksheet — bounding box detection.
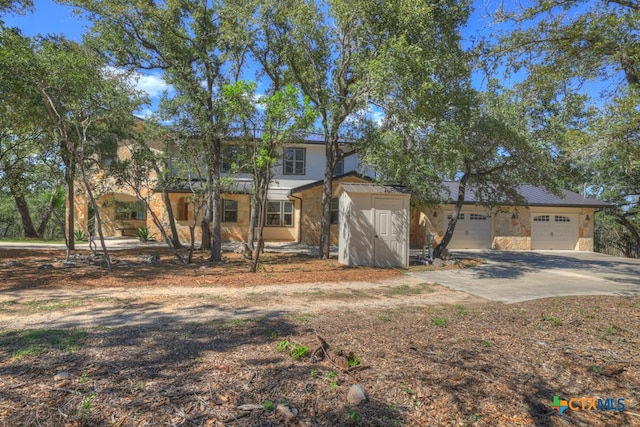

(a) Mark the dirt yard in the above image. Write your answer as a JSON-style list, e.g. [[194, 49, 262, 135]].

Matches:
[[0, 246, 638, 426]]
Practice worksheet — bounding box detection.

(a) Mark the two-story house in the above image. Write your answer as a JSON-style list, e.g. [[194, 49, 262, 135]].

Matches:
[[74, 134, 371, 246], [74, 133, 610, 253]]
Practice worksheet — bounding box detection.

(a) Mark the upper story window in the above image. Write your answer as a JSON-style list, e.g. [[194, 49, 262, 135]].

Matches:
[[221, 145, 243, 173], [333, 158, 344, 175], [283, 147, 305, 175], [101, 136, 118, 167]]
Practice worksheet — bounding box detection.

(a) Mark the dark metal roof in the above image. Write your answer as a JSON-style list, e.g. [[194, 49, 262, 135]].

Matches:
[[337, 183, 411, 195], [441, 182, 612, 208], [227, 130, 355, 145]]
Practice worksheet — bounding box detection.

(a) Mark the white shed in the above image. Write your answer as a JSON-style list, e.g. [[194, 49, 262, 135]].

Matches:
[[336, 183, 411, 268]]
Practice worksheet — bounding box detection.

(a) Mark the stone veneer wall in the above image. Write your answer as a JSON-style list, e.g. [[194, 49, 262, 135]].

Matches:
[[409, 206, 445, 249], [151, 192, 252, 244], [577, 208, 595, 251], [492, 207, 531, 250]]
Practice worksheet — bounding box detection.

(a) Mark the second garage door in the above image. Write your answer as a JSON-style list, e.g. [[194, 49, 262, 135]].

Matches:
[[531, 214, 578, 250], [447, 211, 491, 249]]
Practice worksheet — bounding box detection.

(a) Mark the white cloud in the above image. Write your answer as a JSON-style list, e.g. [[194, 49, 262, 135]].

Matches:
[[134, 107, 155, 119], [135, 72, 172, 98]]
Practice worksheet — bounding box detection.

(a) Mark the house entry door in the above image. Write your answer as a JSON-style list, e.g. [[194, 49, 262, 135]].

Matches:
[[373, 197, 405, 267]]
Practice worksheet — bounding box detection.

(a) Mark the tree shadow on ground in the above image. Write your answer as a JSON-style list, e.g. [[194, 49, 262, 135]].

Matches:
[[0, 310, 402, 426]]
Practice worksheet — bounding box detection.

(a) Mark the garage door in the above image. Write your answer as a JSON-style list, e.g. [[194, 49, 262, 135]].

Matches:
[[447, 211, 491, 249], [531, 214, 578, 250]]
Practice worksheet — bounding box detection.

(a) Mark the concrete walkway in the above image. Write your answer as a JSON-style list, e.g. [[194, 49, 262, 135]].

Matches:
[[409, 250, 640, 303]]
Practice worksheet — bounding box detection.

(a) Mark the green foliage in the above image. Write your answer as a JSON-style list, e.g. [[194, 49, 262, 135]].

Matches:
[[431, 317, 448, 327], [276, 340, 309, 360], [262, 400, 275, 411], [74, 229, 87, 241], [136, 227, 156, 242], [325, 371, 339, 390], [1, 328, 87, 359], [541, 315, 563, 327], [484, 1, 640, 258], [78, 391, 95, 422], [348, 409, 361, 425], [347, 354, 361, 368]]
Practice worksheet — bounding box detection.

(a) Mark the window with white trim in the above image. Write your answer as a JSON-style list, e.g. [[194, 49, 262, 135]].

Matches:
[[555, 215, 571, 222], [470, 213, 488, 220], [283, 148, 305, 175], [533, 215, 550, 222], [266, 201, 294, 227], [222, 199, 238, 223], [447, 213, 465, 220]]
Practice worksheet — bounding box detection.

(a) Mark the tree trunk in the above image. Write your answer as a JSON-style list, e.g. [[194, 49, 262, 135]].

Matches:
[[247, 198, 256, 249], [210, 185, 222, 262], [2, 215, 15, 237], [76, 151, 112, 272], [209, 136, 223, 262], [65, 171, 75, 251], [36, 187, 58, 238], [318, 139, 336, 259], [434, 174, 469, 259], [250, 168, 270, 273], [162, 187, 183, 249], [12, 191, 39, 239], [616, 212, 640, 253], [188, 225, 196, 263]]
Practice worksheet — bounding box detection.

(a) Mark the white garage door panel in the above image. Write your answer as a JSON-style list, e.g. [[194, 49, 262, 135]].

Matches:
[[531, 214, 578, 250], [447, 212, 491, 249]]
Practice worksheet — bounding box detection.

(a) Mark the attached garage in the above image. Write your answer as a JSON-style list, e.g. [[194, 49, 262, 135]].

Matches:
[[446, 210, 492, 249], [410, 182, 612, 253], [336, 183, 410, 267], [531, 214, 579, 250]]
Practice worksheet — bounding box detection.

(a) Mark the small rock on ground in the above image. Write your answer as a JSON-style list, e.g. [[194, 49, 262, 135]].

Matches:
[[347, 384, 367, 405]]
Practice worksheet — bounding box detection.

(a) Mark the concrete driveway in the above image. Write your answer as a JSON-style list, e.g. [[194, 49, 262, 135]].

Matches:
[[409, 250, 640, 303]]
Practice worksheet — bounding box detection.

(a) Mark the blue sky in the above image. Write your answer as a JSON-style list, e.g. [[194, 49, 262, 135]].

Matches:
[[2, 0, 501, 116]]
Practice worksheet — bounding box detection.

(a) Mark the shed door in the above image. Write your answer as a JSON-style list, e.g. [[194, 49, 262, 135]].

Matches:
[[531, 214, 578, 250], [374, 197, 405, 267]]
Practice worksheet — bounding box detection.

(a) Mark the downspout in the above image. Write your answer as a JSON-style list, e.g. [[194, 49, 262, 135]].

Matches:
[[289, 193, 303, 244]]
